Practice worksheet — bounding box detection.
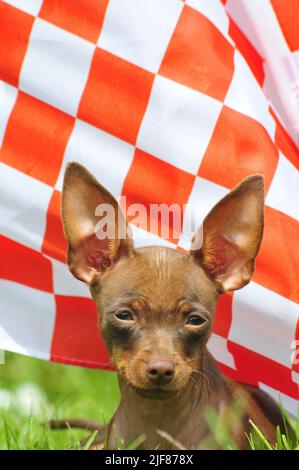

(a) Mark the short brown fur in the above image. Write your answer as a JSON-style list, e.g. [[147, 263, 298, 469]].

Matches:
[[60, 162, 292, 450]]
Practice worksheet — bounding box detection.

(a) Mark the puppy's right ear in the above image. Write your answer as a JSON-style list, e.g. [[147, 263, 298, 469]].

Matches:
[[191, 175, 264, 292], [61, 162, 133, 285]]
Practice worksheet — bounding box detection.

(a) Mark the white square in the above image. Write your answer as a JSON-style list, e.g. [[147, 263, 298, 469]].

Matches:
[[0, 280, 55, 359], [98, 0, 183, 73], [186, 0, 232, 44], [0, 81, 18, 148], [225, 51, 275, 140], [230, 282, 298, 368], [2, 0, 43, 16], [263, 63, 299, 146], [19, 19, 95, 116], [266, 153, 299, 221], [55, 119, 135, 198], [258, 383, 298, 418], [226, 0, 263, 56], [293, 51, 299, 68], [178, 177, 228, 250], [137, 75, 222, 174], [0, 163, 52, 251], [207, 333, 236, 369], [51, 258, 91, 298], [292, 371, 299, 385]]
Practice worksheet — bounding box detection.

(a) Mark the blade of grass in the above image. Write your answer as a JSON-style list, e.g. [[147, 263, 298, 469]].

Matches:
[[2, 412, 11, 450], [249, 419, 273, 450], [278, 397, 290, 444], [82, 430, 98, 450], [276, 425, 283, 450], [281, 433, 291, 450], [99, 410, 109, 450], [125, 434, 146, 450], [156, 430, 186, 450], [246, 432, 256, 450], [26, 415, 34, 449]]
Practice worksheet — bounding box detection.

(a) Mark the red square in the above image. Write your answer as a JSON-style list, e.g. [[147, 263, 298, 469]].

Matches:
[[0, 235, 53, 293], [271, 110, 299, 171], [42, 190, 67, 264], [78, 48, 154, 145], [39, 0, 109, 43], [217, 363, 258, 387], [293, 319, 299, 374], [159, 5, 234, 101], [0, 92, 75, 186], [122, 148, 195, 243], [271, 0, 299, 52], [229, 19, 265, 87], [212, 292, 233, 338], [51, 295, 112, 369], [228, 342, 298, 398], [0, 2, 34, 86], [198, 106, 279, 193], [253, 206, 299, 304]]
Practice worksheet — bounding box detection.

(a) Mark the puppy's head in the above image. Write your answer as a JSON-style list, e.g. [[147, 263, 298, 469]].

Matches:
[[62, 163, 264, 399]]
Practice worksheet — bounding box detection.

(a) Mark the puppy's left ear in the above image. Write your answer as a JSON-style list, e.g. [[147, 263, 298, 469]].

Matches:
[[61, 162, 133, 285], [191, 175, 264, 292]]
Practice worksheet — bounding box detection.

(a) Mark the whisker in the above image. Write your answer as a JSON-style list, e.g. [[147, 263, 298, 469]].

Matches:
[[192, 369, 211, 387], [65, 327, 102, 342]]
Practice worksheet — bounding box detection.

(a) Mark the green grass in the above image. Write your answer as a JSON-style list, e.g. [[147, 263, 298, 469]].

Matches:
[[0, 351, 120, 450], [0, 351, 298, 450]]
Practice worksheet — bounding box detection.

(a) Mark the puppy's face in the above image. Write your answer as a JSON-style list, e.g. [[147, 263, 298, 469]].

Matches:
[[62, 163, 264, 399], [92, 247, 216, 397]]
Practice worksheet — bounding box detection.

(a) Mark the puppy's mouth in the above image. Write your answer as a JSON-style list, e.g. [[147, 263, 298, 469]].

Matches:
[[130, 384, 177, 400]]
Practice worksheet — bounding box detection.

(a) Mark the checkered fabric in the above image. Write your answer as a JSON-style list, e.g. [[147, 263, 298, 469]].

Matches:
[[0, 0, 298, 416]]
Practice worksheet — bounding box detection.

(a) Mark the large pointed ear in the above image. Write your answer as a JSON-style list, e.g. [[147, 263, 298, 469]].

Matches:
[[61, 162, 133, 284], [191, 175, 264, 292]]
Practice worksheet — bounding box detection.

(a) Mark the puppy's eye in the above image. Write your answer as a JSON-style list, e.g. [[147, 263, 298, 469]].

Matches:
[[186, 315, 206, 326], [115, 310, 134, 321]]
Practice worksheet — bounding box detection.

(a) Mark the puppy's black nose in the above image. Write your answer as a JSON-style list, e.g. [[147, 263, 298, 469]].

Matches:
[[146, 358, 175, 385]]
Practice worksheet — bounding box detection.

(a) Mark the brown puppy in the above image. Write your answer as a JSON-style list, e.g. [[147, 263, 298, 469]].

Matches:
[[61, 162, 288, 450]]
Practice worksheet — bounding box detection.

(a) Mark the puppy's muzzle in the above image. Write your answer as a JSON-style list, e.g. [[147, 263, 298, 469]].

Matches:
[[146, 357, 175, 386]]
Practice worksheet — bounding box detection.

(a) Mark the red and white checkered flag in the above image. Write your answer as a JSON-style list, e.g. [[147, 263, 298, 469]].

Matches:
[[0, 0, 298, 416]]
